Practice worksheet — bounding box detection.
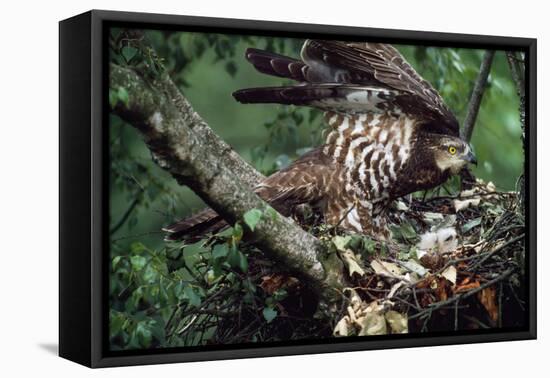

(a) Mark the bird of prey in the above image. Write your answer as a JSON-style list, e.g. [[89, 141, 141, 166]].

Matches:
[[164, 39, 477, 241]]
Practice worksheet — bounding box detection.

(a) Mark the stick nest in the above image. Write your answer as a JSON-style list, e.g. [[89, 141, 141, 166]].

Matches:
[[326, 179, 526, 336], [165, 179, 526, 345]]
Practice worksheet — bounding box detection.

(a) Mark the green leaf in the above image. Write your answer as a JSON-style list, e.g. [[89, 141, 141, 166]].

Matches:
[[183, 285, 201, 307], [232, 223, 243, 244], [237, 251, 248, 273], [135, 321, 153, 347], [462, 217, 482, 233], [227, 247, 248, 272], [379, 243, 389, 257], [403, 259, 429, 277], [272, 289, 288, 302], [363, 237, 377, 254], [130, 255, 147, 271], [262, 307, 277, 323], [109, 311, 126, 336], [174, 281, 185, 300], [408, 245, 419, 260], [265, 206, 279, 221], [332, 235, 351, 251], [130, 242, 146, 254], [212, 243, 229, 259], [227, 248, 239, 268], [243, 208, 262, 231], [112, 255, 122, 270], [150, 321, 166, 345], [390, 221, 417, 244], [121, 46, 138, 62], [109, 89, 118, 109], [143, 264, 157, 283], [117, 87, 129, 107], [400, 222, 417, 241]]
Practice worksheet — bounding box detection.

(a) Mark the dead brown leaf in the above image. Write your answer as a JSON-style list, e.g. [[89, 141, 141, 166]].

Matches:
[[420, 293, 434, 307], [260, 274, 299, 294], [478, 286, 498, 323], [434, 277, 449, 301], [454, 281, 480, 293], [416, 275, 436, 290], [454, 276, 482, 294]]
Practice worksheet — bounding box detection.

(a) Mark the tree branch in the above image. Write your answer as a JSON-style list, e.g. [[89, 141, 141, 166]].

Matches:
[[462, 50, 495, 142], [505, 51, 526, 211], [506, 51, 525, 99], [110, 196, 140, 235], [109, 63, 344, 305]]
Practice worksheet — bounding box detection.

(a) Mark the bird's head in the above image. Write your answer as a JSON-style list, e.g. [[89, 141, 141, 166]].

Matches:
[[431, 135, 477, 174]]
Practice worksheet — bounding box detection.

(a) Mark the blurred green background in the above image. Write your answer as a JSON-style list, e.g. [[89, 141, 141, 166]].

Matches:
[[109, 30, 523, 350]]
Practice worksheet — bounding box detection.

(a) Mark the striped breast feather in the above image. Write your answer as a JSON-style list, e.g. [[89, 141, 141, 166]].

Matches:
[[324, 112, 417, 199], [233, 84, 402, 114]]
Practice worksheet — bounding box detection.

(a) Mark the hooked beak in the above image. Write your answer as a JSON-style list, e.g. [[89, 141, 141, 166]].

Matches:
[[463, 148, 478, 166]]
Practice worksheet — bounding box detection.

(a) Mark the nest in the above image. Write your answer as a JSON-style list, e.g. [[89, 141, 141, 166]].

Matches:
[[330, 179, 526, 336], [164, 179, 526, 345]]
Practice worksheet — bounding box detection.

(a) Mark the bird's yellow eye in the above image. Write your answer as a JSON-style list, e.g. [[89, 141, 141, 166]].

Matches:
[[448, 146, 457, 155]]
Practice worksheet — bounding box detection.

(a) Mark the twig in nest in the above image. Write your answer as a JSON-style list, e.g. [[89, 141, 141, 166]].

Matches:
[[408, 268, 514, 321], [470, 234, 524, 270], [332, 202, 356, 235], [177, 314, 199, 335]]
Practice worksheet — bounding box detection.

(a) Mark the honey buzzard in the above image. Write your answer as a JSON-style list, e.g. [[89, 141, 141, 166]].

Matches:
[[164, 40, 477, 241]]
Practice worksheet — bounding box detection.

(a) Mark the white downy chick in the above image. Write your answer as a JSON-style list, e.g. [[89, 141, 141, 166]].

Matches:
[[417, 227, 458, 255], [436, 227, 458, 252]]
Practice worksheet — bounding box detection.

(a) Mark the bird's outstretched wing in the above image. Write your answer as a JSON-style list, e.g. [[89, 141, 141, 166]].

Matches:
[[233, 40, 459, 136], [163, 148, 334, 241]]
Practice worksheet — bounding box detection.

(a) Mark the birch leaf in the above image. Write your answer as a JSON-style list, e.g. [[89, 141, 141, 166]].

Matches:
[[359, 312, 387, 336], [332, 235, 351, 251], [262, 307, 277, 323], [371, 260, 404, 276], [385, 311, 409, 334], [341, 249, 365, 277], [388, 281, 405, 298], [403, 259, 429, 277], [243, 208, 262, 231], [453, 198, 481, 212], [462, 217, 482, 233], [441, 265, 457, 285], [423, 212, 444, 225], [333, 316, 350, 337], [395, 200, 409, 211]]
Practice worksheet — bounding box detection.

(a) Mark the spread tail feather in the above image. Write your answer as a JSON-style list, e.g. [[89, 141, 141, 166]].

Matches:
[[233, 84, 345, 105], [233, 84, 396, 113], [244, 48, 308, 81], [163, 208, 227, 242]]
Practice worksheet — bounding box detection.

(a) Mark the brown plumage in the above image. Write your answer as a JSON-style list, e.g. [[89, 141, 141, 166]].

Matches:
[[164, 40, 477, 241]]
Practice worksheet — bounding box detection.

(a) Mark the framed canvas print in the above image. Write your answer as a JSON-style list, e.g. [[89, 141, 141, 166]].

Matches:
[[59, 10, 536, 368]]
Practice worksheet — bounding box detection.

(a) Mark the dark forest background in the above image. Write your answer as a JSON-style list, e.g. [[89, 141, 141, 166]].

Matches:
[[109, 30, 523, 350]]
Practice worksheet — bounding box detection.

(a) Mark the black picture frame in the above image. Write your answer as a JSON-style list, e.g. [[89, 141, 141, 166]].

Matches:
[[59, 9, 537, 368]]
